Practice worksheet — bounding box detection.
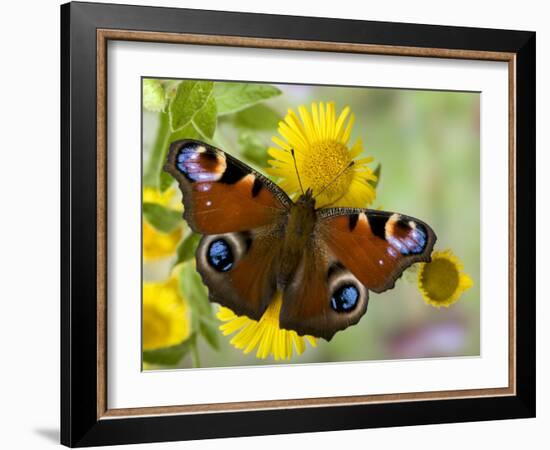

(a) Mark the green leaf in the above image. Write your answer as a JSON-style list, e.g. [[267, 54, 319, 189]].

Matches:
[[214, 83, 281, 115], [142, 202, 182, 233], [169, 121, 200, 142], [238, 132, 269, 167], [142, 78, 166, 112], [142, 334, 195, 366], [369, 164, 382, 188], [199, 318, 220, 350], [160, 79, 181, 102], [169, 80, 214, 131], [175, 232, 201, 265], [235, 103, 281, 130], [159, 171, 174, 192], [191, 95, 217, 139]]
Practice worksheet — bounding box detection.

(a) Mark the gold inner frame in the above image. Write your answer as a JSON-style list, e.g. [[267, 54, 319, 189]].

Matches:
[[96, 29, 517, 420]]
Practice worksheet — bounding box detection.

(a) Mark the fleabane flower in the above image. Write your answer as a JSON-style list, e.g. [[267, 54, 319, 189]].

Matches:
[[142, 271, 190, 351], [217, 294, 317, 360], [417, 249, 474, 308], [266, 101, 377, 207], [143, 187, 183, 261]]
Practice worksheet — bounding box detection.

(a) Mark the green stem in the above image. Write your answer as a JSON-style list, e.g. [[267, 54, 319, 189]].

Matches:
[[190, 339, 201, 368], [143, 111, 171, 188]]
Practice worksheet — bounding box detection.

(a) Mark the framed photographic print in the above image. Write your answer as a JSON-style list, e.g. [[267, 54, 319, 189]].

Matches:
[[61, 1, 536, 447]]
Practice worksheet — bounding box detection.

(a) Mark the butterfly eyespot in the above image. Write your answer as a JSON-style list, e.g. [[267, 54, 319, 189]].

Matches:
[[330, 284, 360, 313], [207, 239, 234, 272]]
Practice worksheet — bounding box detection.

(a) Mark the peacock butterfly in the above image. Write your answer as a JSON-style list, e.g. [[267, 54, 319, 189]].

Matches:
[[164, 139, 436, 340]]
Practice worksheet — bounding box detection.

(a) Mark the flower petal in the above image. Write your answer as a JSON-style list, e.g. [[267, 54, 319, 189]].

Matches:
[[298, 104, 317, 143], [326, 101, 336, 140], [334, 106, 351, 140], [341, 113, 355, 144], [278, 121, 308, 151]]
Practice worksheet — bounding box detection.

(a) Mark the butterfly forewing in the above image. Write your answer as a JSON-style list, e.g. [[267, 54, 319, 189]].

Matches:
[[318, 208, 437, 292], [164, 139, 291, 235], [164, 139, 290, 321]]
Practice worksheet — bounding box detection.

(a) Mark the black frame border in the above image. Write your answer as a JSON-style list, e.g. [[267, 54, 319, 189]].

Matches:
[[61, 1, 535, 447]]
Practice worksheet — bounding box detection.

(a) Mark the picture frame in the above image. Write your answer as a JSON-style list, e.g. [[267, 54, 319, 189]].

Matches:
[[60, 1, 535, 447]]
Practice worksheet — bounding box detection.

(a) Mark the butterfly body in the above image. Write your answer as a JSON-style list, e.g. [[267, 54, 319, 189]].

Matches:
[[165, 139, 436, 340], [278, 189, 317, 287]]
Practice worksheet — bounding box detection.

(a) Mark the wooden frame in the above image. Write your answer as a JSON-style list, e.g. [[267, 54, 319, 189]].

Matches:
[[61, 1, 535, 446]]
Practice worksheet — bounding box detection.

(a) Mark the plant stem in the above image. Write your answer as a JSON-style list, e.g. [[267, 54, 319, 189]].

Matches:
[[190, 339, 201, 368], [143, 111, 170, 188]]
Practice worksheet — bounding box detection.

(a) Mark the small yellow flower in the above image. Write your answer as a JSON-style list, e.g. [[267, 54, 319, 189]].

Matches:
[[266, 102, 377, 208], [143, 272, 190, 351], [143, 222, 182, 261], [143, 187, 183, 261], [143, 186, 183, 211], [417, 250, 474, 308], [217, 294, 317, 360]]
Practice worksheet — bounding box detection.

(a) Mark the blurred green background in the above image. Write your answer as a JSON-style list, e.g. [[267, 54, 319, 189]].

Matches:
[[142, 79, 480, 369]]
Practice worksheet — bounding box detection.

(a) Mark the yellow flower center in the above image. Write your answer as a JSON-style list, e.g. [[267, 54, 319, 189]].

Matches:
[[300, 140, 353, 203], [419, 258, 459, 302]]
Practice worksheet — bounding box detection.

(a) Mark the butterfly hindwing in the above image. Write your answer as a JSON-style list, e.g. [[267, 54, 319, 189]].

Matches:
[[279, 241, 369, 341], [319, 208, 437, 292], [164, 139, 291, 235], [195, 227, 284, 321]]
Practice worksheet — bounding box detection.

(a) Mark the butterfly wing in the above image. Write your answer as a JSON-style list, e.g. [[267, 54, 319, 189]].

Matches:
[[195, 228, 283, 320], [280, 208, 436, 340], [164, 139, 291, 234], [279, 239, 370, 341], [164, 139, 290, 320], [319, 208, 436, 292]]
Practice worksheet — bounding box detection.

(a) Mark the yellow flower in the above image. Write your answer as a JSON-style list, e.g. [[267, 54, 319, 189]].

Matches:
[[266, 101, 377, 207], [143, 222, 182, 261], [217, 294, 317, 360], [143, 187, 183, 261], [143, 273, 190, 351], [417, 250, 474, 308], [143, 186, 183, 211]]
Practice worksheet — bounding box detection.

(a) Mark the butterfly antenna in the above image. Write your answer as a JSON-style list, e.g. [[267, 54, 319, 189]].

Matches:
[[313, 161, 355, 199], [291, 149, 305, 195]]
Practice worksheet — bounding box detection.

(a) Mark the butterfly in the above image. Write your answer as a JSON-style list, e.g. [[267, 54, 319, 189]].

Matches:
[[164, 139, 436, 341]]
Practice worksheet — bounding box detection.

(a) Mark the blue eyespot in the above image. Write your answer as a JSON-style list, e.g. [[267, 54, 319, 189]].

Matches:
[[330, 285, 360, 313], [207, 239, 234, 272]]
